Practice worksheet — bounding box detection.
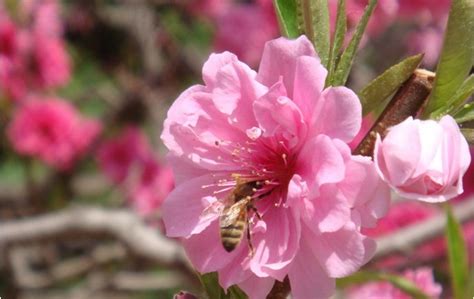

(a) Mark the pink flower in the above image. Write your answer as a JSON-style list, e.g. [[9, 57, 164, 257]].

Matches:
[[33, 36, 71, 88], [97, 126, 153, 184], [161, 36, 390, 299], [374, 116, 471, 203], [7, 98, 101, 171], [126, 158, 174, 217], [187, 0, 230, 19], [347, 267, 442, 299], [213, 1, 278, 66], [97, 126, 174, 216], [406, 26, 444, 67]]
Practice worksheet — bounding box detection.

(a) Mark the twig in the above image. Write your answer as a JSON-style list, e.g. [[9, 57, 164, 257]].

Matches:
[[374, 198, 474, 259], [0, 206, 187, 268], [354, 69, 435, 157]]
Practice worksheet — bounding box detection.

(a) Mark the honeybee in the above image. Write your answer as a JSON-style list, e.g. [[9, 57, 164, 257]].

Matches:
[[219, 178, 266, 253]]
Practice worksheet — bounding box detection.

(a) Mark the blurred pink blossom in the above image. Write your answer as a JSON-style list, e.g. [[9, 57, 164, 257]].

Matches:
[[161, 36, 390, 299], [97, 126, 153, 184], [374, 116, 471, 203], [126, 158, 174, 217], [8, 98, 101, 171], [97, 126, 174, 216], [407, 26, 444, 67], [213, 2, 278, 66], [347, 267, 442, 299], [187, 0, 230, 19], [0, 0, 70, 101]]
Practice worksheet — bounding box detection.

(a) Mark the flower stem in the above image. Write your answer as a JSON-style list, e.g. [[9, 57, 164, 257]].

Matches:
[[266, 277, 291, 299], [353, 69, 435, 157]]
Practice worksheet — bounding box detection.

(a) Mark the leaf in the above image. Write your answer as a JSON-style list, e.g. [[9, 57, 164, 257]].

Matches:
[[445, 204, 469, 299], [199, 272, 248, 299], [309, 0, 331, 68], [326, 0, 347, 86], [438, 75, 474, 117], [454, 102, 474, 123], [358, 54, 424, 116], [274, 0, 300, 38], [337, 271, 430, 299], [201, 272, 225, 299], [461, 129, 474, 145], [423, 0, 474, 117], [331, 0, 378, 86]]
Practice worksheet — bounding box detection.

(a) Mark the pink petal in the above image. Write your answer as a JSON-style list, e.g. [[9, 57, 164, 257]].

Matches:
[[253, 80, 306, 146], [288, 233, 336, 299], [183, 221, 242, 273], [341, 156, 391, 228], [161, 174, 221, 237], [304, 184, 351, 234], [292, 56, 327, 122], [238, 276, 275, 299], [297, 135, 346, 192], [309, 86, 362, 143], [202, 52, 238, 88], [250, 206, 301, 280], [377, 117, 421, 185], [256, 36, 317, 96], [308, 223, 370, 278]]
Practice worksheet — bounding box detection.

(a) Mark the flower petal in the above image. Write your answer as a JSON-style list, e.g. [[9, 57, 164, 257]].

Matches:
[[162, 174, 222, 237], [183, 220, 242, 273], [308, 223, 372, 278], [250, 206, 301, 280], [238, 276, 275, 299], [292, 56, 327, 122], [202, 52, 238, 88], [288, 232, 336, 299], [253, 80, 306, 146], [257, 36, 317, 96], [309, 86, 362, 143], [297, 135, 346, 192]]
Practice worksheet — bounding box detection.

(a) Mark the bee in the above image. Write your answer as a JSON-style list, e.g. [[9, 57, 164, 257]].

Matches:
[[219, 178, 267, 253]]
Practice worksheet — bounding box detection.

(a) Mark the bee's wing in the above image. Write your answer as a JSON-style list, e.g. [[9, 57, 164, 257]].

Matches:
[[219, 201, 247, 228]]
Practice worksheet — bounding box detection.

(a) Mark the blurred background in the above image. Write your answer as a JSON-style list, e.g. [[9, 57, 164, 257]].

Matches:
[[0, 0, 471, 298]]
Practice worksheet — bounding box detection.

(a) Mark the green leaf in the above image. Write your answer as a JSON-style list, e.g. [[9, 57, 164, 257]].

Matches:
[[326, 0, 347, 86], [337, 271, 430, 299], [331, 0, 378, 86], [309, 0, 331, 67], [274, 0, 299, 38], [445, 204, 469, 299], [437, 75, 474, 117], [454, 102, 474, 123], [423, 0, 474, 117], [461, 128, 474, 145], [201, 272, 225, 299], [358, 54, 423, 116], [199, 272, 248, 299]]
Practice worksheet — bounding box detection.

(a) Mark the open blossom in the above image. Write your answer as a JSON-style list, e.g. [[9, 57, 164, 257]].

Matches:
[[374, 116, 471, 203], [347, 268, 442, 299], [8, 98, 101, 171], [161, 36, 390, 299]]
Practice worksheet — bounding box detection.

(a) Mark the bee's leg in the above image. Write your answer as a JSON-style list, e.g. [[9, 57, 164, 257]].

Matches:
[[246, 218, 255, 257], [249, 205, 262, 220]]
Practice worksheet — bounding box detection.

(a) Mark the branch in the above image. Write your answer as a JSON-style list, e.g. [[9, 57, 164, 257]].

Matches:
[[374, 198, 474, 259], [0, 206, 187, 268]]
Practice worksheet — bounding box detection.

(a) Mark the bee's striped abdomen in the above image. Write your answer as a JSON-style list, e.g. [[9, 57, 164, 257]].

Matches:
[[220, 219, 246, 252]]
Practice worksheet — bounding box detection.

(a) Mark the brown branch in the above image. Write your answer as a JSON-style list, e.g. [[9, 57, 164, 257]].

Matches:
[[266, 276, 291, 299], [0, 206, 187, 268], [354, 69, 435, 157], [374, 198, 474, 259]]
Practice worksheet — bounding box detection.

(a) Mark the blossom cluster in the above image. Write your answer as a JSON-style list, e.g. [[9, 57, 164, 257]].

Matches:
[[160, 34, 471, 299]]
